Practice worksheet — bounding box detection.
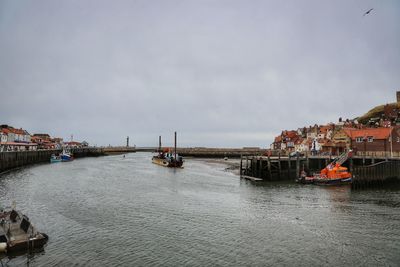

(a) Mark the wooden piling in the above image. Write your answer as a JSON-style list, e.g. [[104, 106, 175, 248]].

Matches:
[[240, 156, 243, 176], [278, 155, 282, 179], [267, 156, 272, 180]]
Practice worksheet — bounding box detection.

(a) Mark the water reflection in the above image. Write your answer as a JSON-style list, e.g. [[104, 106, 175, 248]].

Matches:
[[0, 153, 399, 266]]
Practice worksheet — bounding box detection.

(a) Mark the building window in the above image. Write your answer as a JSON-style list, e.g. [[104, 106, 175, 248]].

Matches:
[[367, 136, 373, 143], [356, 137, 363, 143], [397, 137, 400, 143]]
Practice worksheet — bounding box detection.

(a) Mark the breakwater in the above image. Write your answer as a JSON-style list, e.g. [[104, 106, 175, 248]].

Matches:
[[162, 147, 267, 158], [102, 146, 136, 155]]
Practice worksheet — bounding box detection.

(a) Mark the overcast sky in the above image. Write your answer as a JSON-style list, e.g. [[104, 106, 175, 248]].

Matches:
[[0, 0, 399, 147]]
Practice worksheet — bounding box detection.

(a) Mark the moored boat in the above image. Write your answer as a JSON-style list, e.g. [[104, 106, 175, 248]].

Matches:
[[60, 149, 74, 162], [152, 132, 183, 168], [50, 154, 62, 163], [296, 151, 352, 185], [0, 207, 48, 254]]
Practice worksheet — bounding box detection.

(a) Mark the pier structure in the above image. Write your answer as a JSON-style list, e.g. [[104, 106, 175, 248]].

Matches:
[[240, 153, 400, 188]]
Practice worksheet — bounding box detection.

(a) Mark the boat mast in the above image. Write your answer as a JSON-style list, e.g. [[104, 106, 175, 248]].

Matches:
[[159, 136, 162, 153], [174, 131, 177, 160]]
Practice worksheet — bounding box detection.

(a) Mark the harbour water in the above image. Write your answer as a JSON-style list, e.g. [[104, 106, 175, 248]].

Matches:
[[0, 153, 399, 266]]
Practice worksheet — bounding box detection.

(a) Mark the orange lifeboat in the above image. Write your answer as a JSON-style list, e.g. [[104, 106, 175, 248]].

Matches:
[[320, 163, 352, 179]]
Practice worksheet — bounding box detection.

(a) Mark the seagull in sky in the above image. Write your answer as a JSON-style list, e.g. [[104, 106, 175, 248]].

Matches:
[[363, 8, 374, 16]]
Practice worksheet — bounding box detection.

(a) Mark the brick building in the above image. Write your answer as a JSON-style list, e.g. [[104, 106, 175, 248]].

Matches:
[[344, 127, 400, 153]]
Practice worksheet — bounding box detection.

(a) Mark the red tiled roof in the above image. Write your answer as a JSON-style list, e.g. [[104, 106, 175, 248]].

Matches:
[[319, 124, 335, 133], [344, 128, 392, 140], [286, 131, 298, 139]]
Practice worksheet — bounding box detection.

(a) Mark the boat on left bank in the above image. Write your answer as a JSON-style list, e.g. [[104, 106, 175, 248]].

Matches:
[[50, 149, 74, 163], [0, 207, 49, 254], [50, 154, 62, 163], [60, 149, 74, 162]]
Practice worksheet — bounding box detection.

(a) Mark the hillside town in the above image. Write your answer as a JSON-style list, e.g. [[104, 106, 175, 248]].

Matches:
[[0, 124, 88, 152], [271, 93, 400, 156]]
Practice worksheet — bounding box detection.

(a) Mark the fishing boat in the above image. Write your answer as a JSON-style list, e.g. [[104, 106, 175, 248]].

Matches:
[[0, 206, 48, 254], [60, 149, 74, 162], [152, 132, 183, 168], [296, 151, 352, 185], [50, 154, 61, 163]]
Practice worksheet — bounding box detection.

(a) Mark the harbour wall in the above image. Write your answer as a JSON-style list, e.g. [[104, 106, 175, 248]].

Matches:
[[0, 150, 60, 173], [0, 147, 136, 173]]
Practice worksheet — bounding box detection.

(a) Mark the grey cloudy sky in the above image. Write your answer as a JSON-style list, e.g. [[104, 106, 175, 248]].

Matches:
[[0, 0, 399, 147]]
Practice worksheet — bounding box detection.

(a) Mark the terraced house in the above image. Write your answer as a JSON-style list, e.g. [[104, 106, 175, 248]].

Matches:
[[344, 127, 400, 155], [0, 125, 37, 151]]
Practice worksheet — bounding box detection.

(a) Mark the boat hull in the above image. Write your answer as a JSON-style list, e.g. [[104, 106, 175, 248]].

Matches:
[[6, 233, 49, 253], [61, 155, 73, 162], [296, 176, 352, 185], [152, 157, 183, 168], [152, 158, 170, 167], [314, 177, 352, 185]]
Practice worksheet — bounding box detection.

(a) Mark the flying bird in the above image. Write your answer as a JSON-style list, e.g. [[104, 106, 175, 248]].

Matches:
[[363, 8, 374, 16]]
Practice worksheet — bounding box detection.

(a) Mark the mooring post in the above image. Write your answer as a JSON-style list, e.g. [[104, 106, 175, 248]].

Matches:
[[267, 155, 272, 180], [278, 152, 282, 179], [245, 156, 248, 175], [240, 155, 243, 176], [288, 155, 292, 179], [296, 154, 300, 178], [253, 157, 255, 176], [349, 157, 353, 173]]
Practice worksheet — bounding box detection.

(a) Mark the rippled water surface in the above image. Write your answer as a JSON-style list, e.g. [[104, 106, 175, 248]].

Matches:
[[1, 153, 400, 266]]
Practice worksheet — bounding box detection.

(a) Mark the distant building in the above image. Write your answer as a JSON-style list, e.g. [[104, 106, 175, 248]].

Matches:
[[0, 125, 36, 151], [32, 134, 51, 141], [272, 130, 300, 152], [344, 127, 400, 153], [64, 141, 82, 148]]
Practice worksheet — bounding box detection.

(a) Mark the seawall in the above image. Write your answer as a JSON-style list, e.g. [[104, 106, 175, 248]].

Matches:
[[0, 150, 60, 173], [0, 147, 136, 173]]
